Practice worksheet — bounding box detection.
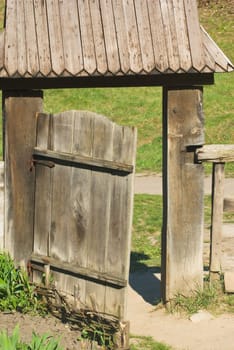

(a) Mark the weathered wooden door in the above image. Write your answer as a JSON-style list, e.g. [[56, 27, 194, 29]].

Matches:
[[31, 110, 137, 320]]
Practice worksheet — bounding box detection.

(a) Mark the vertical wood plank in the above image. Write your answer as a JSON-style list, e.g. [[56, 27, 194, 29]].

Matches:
[[162, 87, 204, 302], [77, 0, 96, 74], [46, 0, 64, 75], [89, 0, 107, 75], [147, 0, 168, 72], [122, 0, 143, 73], [4, 91, 43, 266], [113, 0, 130, 73], [59, 0, 83, 75], [16, 0, 27, 76], [135, 0, 155, 73], [33, 113, 52, 257], [24, 0, 39, 76], [160, 0, 180, 72], [34, 0, 51, 76], [99, 0, 120, 74], [210, 163, 225, 279], [4, 0, 17, 76]]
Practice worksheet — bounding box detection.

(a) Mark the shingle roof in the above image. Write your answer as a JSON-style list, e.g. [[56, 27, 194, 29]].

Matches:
[[0, 0, 233, 79]]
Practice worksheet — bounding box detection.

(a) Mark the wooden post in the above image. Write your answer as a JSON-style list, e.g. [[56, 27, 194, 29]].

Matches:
[[162, 87, 205, 302], [3, 91, 43, 266], [210, 163, 225, 280]]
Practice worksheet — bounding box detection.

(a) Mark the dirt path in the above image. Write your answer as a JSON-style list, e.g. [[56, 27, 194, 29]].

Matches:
[[128, 174, 234, 350]]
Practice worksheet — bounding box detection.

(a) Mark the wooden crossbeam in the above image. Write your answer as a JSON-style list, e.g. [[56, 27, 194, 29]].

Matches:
[[196, 144, 234, 163]]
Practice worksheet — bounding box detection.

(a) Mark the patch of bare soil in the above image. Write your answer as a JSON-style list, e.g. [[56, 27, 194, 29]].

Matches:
[[0, 312, 83, 350]]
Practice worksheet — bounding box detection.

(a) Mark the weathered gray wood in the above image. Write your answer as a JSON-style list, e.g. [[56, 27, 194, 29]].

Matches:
[[33, 110, 136, 320], [78, 0, 96, 74], [33, 148, 134, 173], [210, 163, 225, 279], [33, 113, 52, 258], [135, 0, 154, 73], [89, 0, 107, 75], [223, 197, 234, 212], [147, 0, 168, 72], [46, 0, 64, 75], [30, 254, 127, 288], [122, 0, 142, 73], [196, 144, 234, 163], [34, 0, 51, 76], [162, 87, 204, 302], [59, 0, 82, 76], [4, 91, 43, 266], [100, 0, 120, 74]]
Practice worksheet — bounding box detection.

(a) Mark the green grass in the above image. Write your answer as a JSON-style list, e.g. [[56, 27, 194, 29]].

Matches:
[[131, 194, 162, 271], [0, 325, 63, 350], [130, 335, 173, 350]]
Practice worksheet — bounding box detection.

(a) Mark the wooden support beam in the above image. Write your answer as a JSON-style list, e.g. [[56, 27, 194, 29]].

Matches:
[[162, 87, 204, 302], [210, 163, 225, 280], [196, 144, 234, 163], [3, 91, 43, 266]]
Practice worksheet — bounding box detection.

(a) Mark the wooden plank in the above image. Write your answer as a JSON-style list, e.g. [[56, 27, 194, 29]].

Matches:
[[196, 144, 234, 163], [147, 0, 168, 72], [122, 0, 143, 73], [24, 0, 39, 76], [16, 0, 27, 76], [85, 115, 114, 313], [4, 91, 43, 266], [99, 0, 120, 74], [33, 114, 52, 258], [112, 0, 130, 74], [0, 31, 5, 75], [210, 163, 225, 278], [184, 0, 204, 71], [77, 0, 96, 74], [4, 0, 17, 76], [160, 0, 180, 72], [162, 87, 204, 302], [172, 0, 191, 71], [201, 26, 233, 72], [46, 0, 64, 75], [135, 0, 155, 73], [30, 254, 126, 288], [59, 0, 83, 75], [33, 148, 134, 173], [34, 0, 51, 76], [49, 112, 73, 262], [223, 198, 234, 212], [89, 0, 107, 75]]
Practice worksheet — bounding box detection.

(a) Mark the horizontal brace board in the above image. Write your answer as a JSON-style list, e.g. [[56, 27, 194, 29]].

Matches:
[[30, 254, 127, 288], [33, 148, 133, 173], [195, 144, 234, 163], [0, 74, 215, 90]]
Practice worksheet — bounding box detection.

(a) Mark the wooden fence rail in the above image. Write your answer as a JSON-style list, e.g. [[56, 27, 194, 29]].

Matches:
[[196, 144, 234, 279]]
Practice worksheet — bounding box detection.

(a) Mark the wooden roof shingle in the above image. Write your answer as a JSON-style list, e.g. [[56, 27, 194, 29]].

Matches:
[[0, 0, 233, 81]]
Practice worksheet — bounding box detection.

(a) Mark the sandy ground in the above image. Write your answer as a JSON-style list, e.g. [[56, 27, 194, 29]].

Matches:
[[129, 174, 234, 350]]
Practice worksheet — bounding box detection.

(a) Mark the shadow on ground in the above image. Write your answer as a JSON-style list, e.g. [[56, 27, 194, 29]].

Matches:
[[129, 252, 161, 305]]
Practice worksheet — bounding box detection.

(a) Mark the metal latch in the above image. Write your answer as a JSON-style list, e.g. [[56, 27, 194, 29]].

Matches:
[[30, 157, 55, 171]]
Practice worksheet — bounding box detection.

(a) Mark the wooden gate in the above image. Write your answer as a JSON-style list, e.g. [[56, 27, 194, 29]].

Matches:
[[30, 110, 137, 320]]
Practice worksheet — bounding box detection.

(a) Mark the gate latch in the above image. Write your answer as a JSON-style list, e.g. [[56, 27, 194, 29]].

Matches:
[[30, 157, 55, 171]]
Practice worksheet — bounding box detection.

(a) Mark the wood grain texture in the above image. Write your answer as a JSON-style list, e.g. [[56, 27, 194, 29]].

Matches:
[[4, 91, 43, 266], [1, 0, 233, 78], [33, 110, 137, 319], [162, 87, 204, 302], [210, 163, 225, 275], [196, 144, 234, 163]]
